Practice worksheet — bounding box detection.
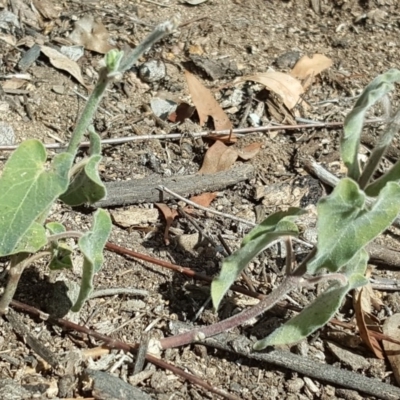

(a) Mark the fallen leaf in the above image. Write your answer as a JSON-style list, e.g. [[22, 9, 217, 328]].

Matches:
[[383, 313, 400, 385], [235, 72, 304, 110], [2, 78, 27, 90], [70, 15, 114, 54], [185, 70, 232, 130], [198, 140, 238, 174], [155, 203, 178, 245], [237, 142, 262, 160], [0, 33, 16, 46], [189, 192, 217, 207], [354, 287, 384, 359], [32, 0, 60, 20], [290, 54, 333, 89], [168, 102, 196, 123], [111, 207, 158, 228], [40, 45, 86, 87]]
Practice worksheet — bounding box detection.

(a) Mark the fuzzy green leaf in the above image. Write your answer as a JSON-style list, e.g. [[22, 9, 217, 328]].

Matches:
[[60, 129, 106, 206], [211, 208, 303, 310], [255, 249, 369, 349], [341, 69, 400, 181], [71, 209, 111, 312], [366, 153, 400, 197], [307, 178, 400, 274], [46, 222, 67, 235], [46, 222, 73, 270], [0, 140, 73, 256]]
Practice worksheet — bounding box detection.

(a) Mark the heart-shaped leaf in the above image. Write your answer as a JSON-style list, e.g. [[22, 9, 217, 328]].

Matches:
[[60, 129, 106, 206], [0, 140, 73, 256]]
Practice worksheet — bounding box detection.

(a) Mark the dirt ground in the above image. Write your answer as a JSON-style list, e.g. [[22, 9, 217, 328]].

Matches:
[[1, 0, 400, 399]]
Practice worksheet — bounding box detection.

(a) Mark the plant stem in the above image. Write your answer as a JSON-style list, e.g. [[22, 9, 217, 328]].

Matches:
[[66, 19, 178, 157], [66, 69, 109, 156], [47, 231, 83, 242], [118, 19, 179, 73], [358, 108, 400, 189], [160, 275, 302, 349], [0, 251, 51, 315]]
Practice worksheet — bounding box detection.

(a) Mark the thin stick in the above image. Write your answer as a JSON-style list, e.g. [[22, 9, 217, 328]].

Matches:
[[0, 118, 385, 152], [9, 299, 240, 400], [199, 333, 400, 400], [159, 185, 256, 227]]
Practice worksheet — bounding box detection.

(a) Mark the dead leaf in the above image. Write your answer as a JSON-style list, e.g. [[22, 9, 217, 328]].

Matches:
[[111, 207, 158, 228], [2, 78, 27, 90], [290, 54, 333, 89], [32, 0, 60, 20], [235, 72, 304, 110], [70, 15, 114, 54], [40, 45, 86, 87], [155, 203, 179, 245], [237, 142, 262, 160], [354, 287, 385, 359], [168, 102, 196, 123], [189, 192, 217, 207], [185, 70, 232, 131], [0, 33, 16, 46], [198, 140, 238, 174], [383, 313, 400, 385]]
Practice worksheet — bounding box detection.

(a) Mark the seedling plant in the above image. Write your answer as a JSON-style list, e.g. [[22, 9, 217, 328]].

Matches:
[[0, 20, 178, 315], [161, 69, 400, 350]]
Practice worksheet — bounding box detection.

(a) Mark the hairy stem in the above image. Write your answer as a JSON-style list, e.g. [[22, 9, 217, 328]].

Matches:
[[160, 275, 302, 349], [0, 251, 51, 315]]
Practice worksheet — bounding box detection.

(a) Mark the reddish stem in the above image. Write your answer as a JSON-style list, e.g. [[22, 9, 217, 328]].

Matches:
[[160, 275, 301, 349]]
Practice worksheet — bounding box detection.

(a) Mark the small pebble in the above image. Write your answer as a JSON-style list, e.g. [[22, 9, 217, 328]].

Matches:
[[139, 60, 166, 83]]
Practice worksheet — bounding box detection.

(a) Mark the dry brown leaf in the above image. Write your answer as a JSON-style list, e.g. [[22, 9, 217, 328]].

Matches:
[[0, 34, 16, 46], [235, 72, 304, 110], [383, 313, 400, 385], [32, 0, 60, 20], [185, 70, 232, 131], [198, 140, 238, 174], [40, 45, 86, 87], [354, 287, 385, 359], [2, 78, 27, 90], [70, 15, 114, 54], [290, 54, 333, 89], [236, 142, 262, 160], [189, 192, 217, 207], [155, 203, 178, 245], [168, 102, 195, 123]]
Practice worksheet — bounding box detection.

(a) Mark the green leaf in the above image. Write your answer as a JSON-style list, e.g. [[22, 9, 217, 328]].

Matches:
[[307, 178, 400, 274], [366, 155, 400, 197], [71, 209, 111, 312], [60, 129, 106, 206], [48, 243, 73, 270], [255, 249, 369, 349], [46, 222, 73, 270], [46, 222, 67, 235], [341, 69, 400, 181], [211, 208, 303, 311], [13, 222, 47, 254], [0, 140, 73, 256]]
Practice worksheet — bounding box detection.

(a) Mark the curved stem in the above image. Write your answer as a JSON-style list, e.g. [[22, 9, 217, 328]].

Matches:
[[160, 275, 302, 350], [47, 231, 83, 242], [0, 251, 51, 315]]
